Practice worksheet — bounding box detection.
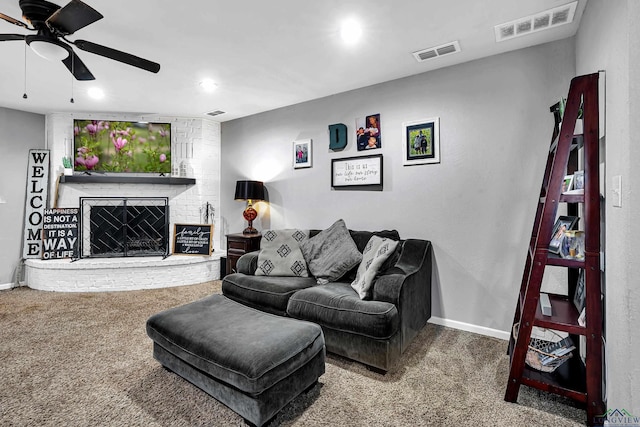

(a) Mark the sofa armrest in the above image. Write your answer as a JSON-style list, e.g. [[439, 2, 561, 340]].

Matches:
[[236, 251, 260, 275], [372, 239, 432, 351], [373, 239, 429, 303]]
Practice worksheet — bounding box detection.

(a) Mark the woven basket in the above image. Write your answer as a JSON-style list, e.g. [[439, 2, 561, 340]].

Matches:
[[513, 323, 573, 373]]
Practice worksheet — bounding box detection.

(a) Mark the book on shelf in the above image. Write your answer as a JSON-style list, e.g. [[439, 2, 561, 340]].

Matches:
[[538, 337, 575, 366], [578, 308, 586, 327]]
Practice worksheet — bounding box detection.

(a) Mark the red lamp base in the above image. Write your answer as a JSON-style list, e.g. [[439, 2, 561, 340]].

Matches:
[[242, 205, 259, 234]]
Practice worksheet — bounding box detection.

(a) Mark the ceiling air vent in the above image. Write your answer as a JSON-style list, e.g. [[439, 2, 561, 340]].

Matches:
[[206, 110, 225, 117], [494, 1, 578, 42], [412, 40, 461, 63]]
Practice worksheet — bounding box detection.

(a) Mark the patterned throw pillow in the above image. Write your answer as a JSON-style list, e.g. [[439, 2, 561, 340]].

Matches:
[[256, 229, 310, 277], [300, 219, 362, 285], [351, 236, 399, 299]]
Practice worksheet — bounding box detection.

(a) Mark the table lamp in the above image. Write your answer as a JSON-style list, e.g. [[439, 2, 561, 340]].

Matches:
[[234, 180, 265, 234]]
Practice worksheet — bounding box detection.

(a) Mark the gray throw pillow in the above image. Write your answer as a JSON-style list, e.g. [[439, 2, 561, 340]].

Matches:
[[256, 229, 310, 277], [300, 219, 362, 284], [351, 236, 399, 299]]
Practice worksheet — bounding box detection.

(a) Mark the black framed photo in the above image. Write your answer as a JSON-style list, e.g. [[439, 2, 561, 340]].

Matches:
[[402, 117, 440, 166], [331, 154, 383, 190], [548, 215, 579, 254], [573, 270, 586, 313]]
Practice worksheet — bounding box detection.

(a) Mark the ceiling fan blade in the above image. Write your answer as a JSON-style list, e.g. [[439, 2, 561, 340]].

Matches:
[[0, 12, 29, 29], [73, 39, 160, 74], [62, 51, 95, 80], [46, 0, 103, 35], [0, 33, 26, 41]]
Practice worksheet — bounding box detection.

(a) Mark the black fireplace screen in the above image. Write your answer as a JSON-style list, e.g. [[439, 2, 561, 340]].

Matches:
[[80, 197, 169, 258]]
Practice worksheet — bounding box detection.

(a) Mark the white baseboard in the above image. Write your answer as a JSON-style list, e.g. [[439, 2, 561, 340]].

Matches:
[[0, 282, 16, 291], [428, 316, 510, 341]]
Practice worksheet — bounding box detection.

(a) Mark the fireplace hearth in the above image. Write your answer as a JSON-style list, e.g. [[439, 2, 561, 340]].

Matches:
[[80, 197, 169, 258]]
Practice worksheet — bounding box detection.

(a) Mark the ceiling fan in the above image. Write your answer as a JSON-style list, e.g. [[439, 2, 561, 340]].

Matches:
[[0, 0, 160, 80]]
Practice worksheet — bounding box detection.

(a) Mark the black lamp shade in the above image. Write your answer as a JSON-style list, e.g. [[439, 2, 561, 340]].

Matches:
[[234, 180, 265, 201]]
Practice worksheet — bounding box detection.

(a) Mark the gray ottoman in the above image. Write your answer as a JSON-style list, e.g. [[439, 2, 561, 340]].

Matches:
[[146, 294, 325, 426]]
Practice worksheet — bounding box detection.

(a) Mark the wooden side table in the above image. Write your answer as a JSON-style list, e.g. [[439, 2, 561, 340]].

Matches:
[[225, 233, 261, 276]]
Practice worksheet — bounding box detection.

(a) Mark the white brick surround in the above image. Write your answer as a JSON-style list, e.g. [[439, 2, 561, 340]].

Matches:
[[25, 254, 223, 292], [23, 113, 223, 292]]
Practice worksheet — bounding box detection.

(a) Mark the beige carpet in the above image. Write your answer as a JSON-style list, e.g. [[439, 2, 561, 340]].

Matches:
[[0, 281, 586, 426]]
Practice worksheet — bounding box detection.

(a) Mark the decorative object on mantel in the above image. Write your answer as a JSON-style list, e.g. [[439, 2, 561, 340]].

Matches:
[[402, 117, 440, 166], [328, 123, 347, 151], [62, 156, 73, 176], [234, 180, 265, 234], [293, 139, 312, 169]]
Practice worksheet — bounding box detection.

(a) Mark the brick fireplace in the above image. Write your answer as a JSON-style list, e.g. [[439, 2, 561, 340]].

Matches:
[[23, 114, 224, 292]]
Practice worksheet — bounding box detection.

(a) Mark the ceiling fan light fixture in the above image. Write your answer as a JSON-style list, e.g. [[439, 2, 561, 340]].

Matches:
[[27, 38, 69, 61]]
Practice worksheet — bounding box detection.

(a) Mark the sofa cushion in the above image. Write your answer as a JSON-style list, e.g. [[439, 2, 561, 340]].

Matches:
[[287, 283, 400, 339], [256, 229, 309, 277], [309, 228, 401, 282], [300, 219, 362, 284], [222, 273, 317, 316], [351, 236, 399, 299]]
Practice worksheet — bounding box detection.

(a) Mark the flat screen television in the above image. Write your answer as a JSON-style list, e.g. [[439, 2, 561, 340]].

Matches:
[[73, 120, 171, 174]]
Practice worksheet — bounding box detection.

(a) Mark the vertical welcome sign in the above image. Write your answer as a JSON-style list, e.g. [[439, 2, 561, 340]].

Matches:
[[22, 149, 50, 259]]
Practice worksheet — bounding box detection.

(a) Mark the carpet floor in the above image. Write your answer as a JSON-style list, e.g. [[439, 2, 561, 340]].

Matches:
[[0, 281, 586, 426]]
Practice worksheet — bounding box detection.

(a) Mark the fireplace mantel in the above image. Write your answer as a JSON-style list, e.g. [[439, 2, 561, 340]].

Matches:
[[60, 175, 196, 185]]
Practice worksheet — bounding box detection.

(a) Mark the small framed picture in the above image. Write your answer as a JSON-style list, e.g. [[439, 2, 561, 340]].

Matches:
[[548, 215, 579, 254], [573, 270, 586, 313], [402, 117, 440, 166], [293, 139, 312, 169], [356, 114, 381, 151], [573, 170, 585, 190], [562, 175, 574, 193]]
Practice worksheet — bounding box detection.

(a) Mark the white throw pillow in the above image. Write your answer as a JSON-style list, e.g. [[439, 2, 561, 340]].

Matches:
[[256, 229, 310, 277], [351, 236, 399, 299]]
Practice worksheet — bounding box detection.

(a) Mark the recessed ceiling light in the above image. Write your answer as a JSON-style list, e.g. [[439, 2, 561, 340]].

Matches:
[[340, 18, 362, 44], [199, 79, 218, 92], [87, 87, 105, 100]]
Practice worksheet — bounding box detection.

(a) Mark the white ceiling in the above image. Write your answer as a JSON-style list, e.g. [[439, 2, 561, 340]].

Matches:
[[0, 0, 585, 122]]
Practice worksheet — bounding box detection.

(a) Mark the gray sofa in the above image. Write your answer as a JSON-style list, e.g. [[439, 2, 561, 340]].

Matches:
[[222, 229, 432, 372]]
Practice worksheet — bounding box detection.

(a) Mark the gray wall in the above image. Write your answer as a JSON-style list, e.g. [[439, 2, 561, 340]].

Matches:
[[576, 0, 639, 412], [0, 107, 46, 286], [221, 38, 576, 335]]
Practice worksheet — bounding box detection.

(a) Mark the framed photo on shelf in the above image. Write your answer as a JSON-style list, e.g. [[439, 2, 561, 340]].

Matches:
[[573, 170, 585, 190], [293, 139, 312, 169], [573, 270, 586, 313], [402, 117, 440, 166], [548, 215, 579, 254], [562, 175, 574, 193]]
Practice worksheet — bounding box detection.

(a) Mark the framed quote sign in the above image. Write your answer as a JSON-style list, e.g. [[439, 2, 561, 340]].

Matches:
[[173, 224, 213, 255], [331, 154, 383, 190]]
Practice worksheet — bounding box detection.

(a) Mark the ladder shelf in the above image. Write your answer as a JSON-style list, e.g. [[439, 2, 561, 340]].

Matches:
[[504, 73, 604, 427]]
